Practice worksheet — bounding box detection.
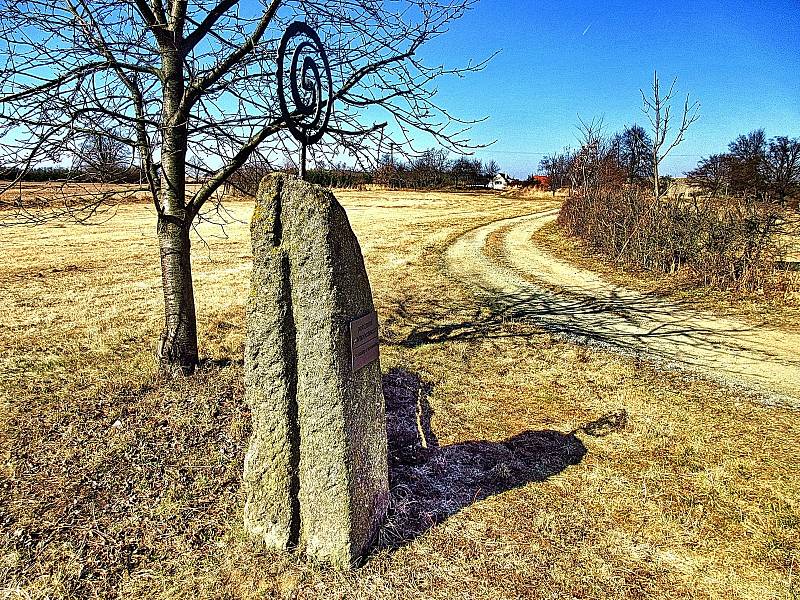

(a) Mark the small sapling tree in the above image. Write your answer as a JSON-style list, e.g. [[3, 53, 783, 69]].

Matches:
[[641, 72, 700, 198]]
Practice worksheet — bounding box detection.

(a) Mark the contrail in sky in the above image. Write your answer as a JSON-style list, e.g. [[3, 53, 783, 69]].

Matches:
[[582, 23, 592, 35]]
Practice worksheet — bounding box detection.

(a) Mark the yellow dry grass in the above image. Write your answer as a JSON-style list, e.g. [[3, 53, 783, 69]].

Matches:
[[0, 188, 798, 599]]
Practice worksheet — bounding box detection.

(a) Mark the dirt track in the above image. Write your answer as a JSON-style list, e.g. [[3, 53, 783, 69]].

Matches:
[[445, 207, 800, 406]]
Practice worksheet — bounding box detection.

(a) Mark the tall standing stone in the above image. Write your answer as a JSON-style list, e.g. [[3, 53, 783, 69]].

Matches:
[[243, 174, 389, 568]]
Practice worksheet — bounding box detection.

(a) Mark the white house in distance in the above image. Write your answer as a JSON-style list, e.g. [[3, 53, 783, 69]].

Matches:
[[487, 173, 513, 190]]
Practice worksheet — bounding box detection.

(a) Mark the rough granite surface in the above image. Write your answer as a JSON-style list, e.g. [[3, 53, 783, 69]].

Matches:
[[243, 174, 389, 569]]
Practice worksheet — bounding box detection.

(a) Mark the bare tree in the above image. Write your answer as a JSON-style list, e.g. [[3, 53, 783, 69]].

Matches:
[[612, 124, 654, 186], [727, 129, 768, 198], [687, 133, 800, 203], [0, 0, 486, 373], [73, 130, 134, 183], [686, 153, 732, 197], [450, 157, 485, 188], [570, 116, 622, 196], [484, 160, 500, 179], [409, 148, 450, 189], [539, 149, 572, 196], [766, 136, 800, 204], [641, 72, 699, 198]]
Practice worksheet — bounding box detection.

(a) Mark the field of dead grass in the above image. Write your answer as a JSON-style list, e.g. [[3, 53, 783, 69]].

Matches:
[[1, 188, 798, 599], [0, 181, 152, 208]]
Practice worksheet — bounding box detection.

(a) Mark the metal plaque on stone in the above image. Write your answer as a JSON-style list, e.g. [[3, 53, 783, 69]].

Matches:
[[350, 311, 379, 372]]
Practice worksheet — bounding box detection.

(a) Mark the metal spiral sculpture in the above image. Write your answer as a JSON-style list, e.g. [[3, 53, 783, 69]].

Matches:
[[277, 22, 332, 179]]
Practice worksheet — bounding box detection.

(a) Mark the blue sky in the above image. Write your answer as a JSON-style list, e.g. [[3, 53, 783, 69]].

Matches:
[[415, 0, 800, 178]]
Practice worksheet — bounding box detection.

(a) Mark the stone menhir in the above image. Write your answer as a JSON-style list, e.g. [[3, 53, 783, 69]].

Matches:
[[243, 174, 389, 569]]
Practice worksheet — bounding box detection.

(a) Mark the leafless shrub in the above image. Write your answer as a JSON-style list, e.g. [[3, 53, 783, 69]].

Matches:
[[558, 190, 792, 292]]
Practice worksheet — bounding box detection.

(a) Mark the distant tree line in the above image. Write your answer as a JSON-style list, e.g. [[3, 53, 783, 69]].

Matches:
[[539, 125, 800, 206], [223, 159, 375, 196], [373, 149, 500, 189], [1, 166, 75, 182], [687, 130, 800, 204], [223, 148, 503, 195], [539, 74, 700, 199], [537, 122, 665, 196], [4, 150, 504, 193], [305, 167, 373, 189], [4, 125, 504, 193], [0, 166, 143, 184], [1, 133, 142, 184], [6, 129, 509, 194]]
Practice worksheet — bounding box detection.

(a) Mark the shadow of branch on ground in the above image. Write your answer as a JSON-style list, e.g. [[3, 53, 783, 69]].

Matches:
[[376, 368, 587, 551], [383, 284, 797, 382], [394, 290, 756, 354]]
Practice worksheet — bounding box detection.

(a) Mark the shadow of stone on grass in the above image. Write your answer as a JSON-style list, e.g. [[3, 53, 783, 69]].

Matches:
[[377, 368, 586, 550]]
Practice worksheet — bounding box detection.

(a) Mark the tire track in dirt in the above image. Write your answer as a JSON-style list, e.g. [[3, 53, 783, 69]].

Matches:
[[444, 208, 800, 406]]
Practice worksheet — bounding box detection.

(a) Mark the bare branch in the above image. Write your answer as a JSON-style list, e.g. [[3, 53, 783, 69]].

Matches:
[[641, 70, 700, 197]]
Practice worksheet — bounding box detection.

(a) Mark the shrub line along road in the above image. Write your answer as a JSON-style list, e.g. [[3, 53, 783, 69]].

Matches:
[[444, 206, 800, 407]]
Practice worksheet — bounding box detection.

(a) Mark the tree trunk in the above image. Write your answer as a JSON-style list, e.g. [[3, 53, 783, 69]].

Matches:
[[653, 149, 660, 199], [157, 46, 198, 373], [157, 214, 198, 373]]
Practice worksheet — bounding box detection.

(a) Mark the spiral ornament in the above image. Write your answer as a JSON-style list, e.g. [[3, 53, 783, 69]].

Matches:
[[277, 22, 332, 146]]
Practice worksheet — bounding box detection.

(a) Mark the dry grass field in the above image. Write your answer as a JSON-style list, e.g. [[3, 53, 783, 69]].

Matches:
[[1, 189, 798, 599]]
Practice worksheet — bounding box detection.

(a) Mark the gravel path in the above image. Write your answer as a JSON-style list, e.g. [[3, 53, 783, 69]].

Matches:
[[444, 208, 800, 406]]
